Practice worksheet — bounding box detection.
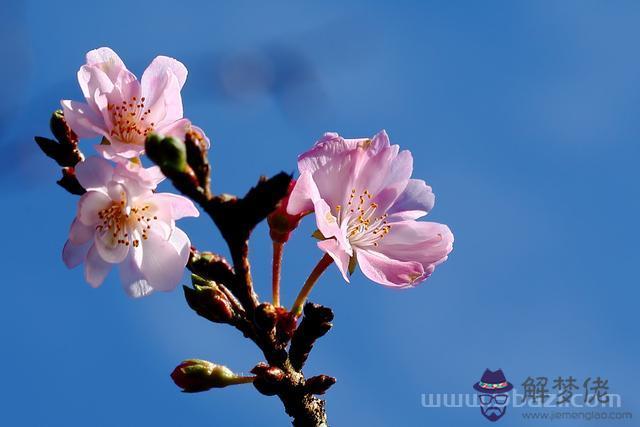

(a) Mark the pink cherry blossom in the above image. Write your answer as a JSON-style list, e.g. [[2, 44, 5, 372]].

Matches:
[[61, 47, 207, 160], [62, 156, 199, 297], [287, 131, 454, 288]]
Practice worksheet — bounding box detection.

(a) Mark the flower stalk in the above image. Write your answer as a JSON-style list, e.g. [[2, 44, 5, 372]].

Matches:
[[272, 241, 284, 307], [290, 254, 334, 318]]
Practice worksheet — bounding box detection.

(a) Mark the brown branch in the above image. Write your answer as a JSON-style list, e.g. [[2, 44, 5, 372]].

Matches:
[[145, 133, 331, 426], [200, 173, 293, 312], [280, 386, 329, 427]]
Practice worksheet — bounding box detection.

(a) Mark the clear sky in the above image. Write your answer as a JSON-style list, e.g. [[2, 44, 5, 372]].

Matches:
[[1, 1, 638, 425]]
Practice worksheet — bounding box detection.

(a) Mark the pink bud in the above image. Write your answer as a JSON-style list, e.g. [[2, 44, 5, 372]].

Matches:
[[268, 179, 304, 243]]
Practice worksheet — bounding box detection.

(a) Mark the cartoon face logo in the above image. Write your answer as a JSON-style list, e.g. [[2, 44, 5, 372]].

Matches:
[[473, 369, 513, 422]]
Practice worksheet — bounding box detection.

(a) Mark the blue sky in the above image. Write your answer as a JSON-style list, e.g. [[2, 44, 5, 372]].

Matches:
[[1, 1, 639, 425]]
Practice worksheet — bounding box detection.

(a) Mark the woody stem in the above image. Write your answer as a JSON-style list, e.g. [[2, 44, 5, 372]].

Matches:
[[290, 253, 333, 318]]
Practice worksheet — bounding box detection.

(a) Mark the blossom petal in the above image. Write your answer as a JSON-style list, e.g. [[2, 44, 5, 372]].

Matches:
[[62, 240, 90, 269], [371, 149, 413, 214], [142, 55, 188, 91], [85, 47, 139, 98], [298, 133, 361, 174], [130, 230, 144, 266], [157, 118, 191, 139], [143, 166, 166, 186], [60, 100, 105, 139], [139, 232, 186, 292], [110, 166, 158, 200], [369, 130, 391, 153], [94, 230, 130, 264], [95, 141, 143, 160], [356, 248, 425, 288], [78, 65, 115, 102], [353, 144, 400, 197], [75, 156, 114, 191], [147, 215, 174, 241], [119, 250, 153, 298], [383, 149, 414, 187], [169, 227, 191, 265], [312, 198, 352, 254], [113, 161, 164, 195], [84, 244, 112, 288], [111, 70, 140, 99], [77, 191, 111, 225], [317, 239, 351, 283], [150, 193, 199, 220], [69, 218, 94, 245], [85, 47, 126, 75], [308, 144, 360, 210], [387, 179, 435, 220], [141, 56, 186, 124], [160, 74, 183, 125], [106, 181, 130, 205], [377, 221, 454, 271], [287, 171, 320, 216], [298, 131, 390, 176]]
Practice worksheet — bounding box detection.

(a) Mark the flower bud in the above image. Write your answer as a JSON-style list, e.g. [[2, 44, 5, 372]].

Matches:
[[145, 133, 164, 152], [162, 136, 188, 171], [188, 250, 235, 286], [57, 167, 86, 195], [267, 179, 304, 243], [50, 109, 78, 147], [251, 363, 285, 396], [35, 136, 61, 161], [184, 128, 210, 191], [183, 275, 235, 324], [145, 134, 187, 173], [303, 302, 334, 332], [289, 303, 334, 371], [35, 111, 83, 167], [254, 303, 278, 331], [275, 308, 298, 343], [304, 375, 336, 395], [251, 362, 285, 383], [171, 359, 251, 392]]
